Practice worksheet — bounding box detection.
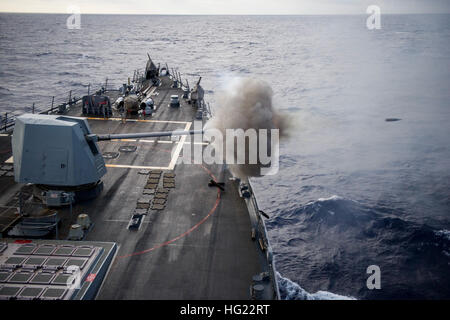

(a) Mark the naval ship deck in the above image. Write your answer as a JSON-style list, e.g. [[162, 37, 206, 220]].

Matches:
[[0, 73, 277, 299]]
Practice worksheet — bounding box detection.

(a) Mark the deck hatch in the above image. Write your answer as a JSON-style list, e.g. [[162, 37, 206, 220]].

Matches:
[[53, 246, 75, 256], [102, 152, 119, 159], [18, 286, 44, 299], [43, 257, 67, 269], [72, 247, 94, 257], [33, 245, 56, 256], [0, 285, 21, 299], [0, 272, 12, 283], [118, 145, 137, 153], [51, 273, 72, 286], [13, 244, 36, 255], [23, 256, 47, 268], [0, 241, 116, 300], [41, 287, 67, 300], [64, 258, 88, 270], [4, 256, 26, 266], [7, 271, 34, 283], [29, 272, 55, 285]]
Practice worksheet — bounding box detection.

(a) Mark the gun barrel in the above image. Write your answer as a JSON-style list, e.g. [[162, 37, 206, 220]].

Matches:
[[94, 130, 203, 141]]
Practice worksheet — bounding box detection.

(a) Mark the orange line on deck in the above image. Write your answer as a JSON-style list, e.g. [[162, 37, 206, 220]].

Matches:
[[116, 164, 220, 259]]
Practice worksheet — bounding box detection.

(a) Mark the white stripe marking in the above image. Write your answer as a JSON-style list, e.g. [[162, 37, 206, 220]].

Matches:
[[168, 122, 191, 170]]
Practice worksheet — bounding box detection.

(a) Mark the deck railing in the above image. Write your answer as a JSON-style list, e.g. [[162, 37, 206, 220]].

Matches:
[[1, 66, 213, 134], [0, 77, 126, 133], [248, 179, 282, 300]]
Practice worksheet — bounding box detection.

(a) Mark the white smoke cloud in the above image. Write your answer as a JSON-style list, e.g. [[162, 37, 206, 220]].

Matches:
[[204, 77, 290, 178]]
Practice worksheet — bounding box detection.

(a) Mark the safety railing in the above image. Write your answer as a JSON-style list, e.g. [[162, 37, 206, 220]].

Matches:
[[247, 179, 281, 300], [1, 65, 212, 131], [0, 77, 124, 133]]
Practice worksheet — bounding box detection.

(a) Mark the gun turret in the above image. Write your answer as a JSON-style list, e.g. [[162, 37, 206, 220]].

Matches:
[[12, 114, 202, 189]]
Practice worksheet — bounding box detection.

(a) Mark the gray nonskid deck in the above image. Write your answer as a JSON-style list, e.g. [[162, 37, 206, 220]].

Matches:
[[0, 74, 277, 299]]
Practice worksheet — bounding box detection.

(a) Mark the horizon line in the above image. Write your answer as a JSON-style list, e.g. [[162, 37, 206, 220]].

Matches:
[[1, 11, 449, 15]]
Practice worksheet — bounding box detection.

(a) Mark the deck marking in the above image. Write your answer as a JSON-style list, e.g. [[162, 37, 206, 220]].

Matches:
[[116, 164, 220, 260], [168, 122, 191, 170], [4, 156, 13, 164], [86, 273, 97, 282], [87, 118, 193, 170], [138, 214, 146, 231]]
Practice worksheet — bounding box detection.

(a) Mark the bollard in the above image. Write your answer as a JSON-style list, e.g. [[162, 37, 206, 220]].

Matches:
[[76, 213, 91, 230], [68, 224, 84, 240], [252, 284, 265, 300]]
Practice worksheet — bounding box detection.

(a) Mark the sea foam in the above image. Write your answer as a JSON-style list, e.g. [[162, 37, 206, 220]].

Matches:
[[276, 272, 356, 300]]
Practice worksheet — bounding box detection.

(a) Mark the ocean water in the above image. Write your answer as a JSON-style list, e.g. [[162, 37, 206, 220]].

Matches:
[[1, 13, 449, 299]]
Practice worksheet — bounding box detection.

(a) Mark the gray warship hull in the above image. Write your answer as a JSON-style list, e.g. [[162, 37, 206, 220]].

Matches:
[[0, 61, 279, 300]]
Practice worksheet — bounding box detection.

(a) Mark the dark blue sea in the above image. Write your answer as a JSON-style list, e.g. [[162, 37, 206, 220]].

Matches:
[[0, 13, 449, 299]]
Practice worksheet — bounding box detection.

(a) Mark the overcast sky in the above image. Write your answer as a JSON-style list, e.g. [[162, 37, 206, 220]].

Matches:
[[0, 0, 449, 14]]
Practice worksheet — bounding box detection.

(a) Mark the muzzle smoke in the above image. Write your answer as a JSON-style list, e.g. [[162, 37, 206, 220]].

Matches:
[[204, 77, 289, 178]]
